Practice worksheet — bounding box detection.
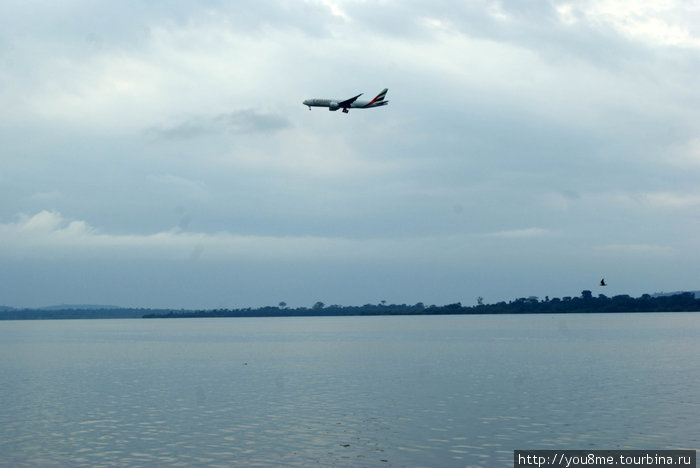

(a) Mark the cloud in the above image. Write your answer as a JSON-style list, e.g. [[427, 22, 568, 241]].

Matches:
[[485, 227, 555, 238], [28, 191, 63, 202], [321, 0, 351, 21], [218, 110, 292, 134], [643, 191, 700, 209], [669, 138, 700, 166], [1, 211, 95, 242], [0, 211, 460, 264], [1, 211, 564, 269], [1, 2, 699, 308], [4, 7, 310, 128], [149, 109, 292, 140], [596, 243, 673, 255], [599, 190, 700, 210], [581, 0, 700, 48], [147, 174, 211, 200]]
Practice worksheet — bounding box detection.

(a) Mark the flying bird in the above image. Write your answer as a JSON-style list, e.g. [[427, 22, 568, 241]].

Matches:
[[303, 88, 389, 113], [600, 278, 606, 286]]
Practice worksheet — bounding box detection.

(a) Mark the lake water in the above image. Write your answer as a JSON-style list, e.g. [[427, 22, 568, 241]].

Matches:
[[0, 313, 698, 467]]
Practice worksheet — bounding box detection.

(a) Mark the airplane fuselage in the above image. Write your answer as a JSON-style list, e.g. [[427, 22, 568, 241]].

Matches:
[[303, 98, 388, 109], [303, 88, 389, 113]]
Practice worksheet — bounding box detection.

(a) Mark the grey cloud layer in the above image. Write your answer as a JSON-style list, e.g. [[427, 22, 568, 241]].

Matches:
[[149, 110, 293, 140], [1, 1, 699, 307]]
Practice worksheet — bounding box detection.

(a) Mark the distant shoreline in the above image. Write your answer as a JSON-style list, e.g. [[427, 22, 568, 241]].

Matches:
[[1, 291, 699, 320]]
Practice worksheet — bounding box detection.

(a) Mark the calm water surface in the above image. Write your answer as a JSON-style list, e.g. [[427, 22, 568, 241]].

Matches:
[[1, 313, 698, 467]]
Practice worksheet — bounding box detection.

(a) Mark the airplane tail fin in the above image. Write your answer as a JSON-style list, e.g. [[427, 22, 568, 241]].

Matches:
[[365, 88, 388, 107], [373, 88, 388, 102]]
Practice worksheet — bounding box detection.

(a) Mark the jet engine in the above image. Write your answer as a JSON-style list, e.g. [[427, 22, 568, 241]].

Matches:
[[328, 101, 340, 111]]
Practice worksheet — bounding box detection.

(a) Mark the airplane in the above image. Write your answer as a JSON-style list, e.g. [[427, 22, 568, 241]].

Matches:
[[303, 88, 389, 113]]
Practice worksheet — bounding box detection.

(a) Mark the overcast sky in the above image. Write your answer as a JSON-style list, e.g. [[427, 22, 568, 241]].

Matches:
[[1, 0, 699, 309]]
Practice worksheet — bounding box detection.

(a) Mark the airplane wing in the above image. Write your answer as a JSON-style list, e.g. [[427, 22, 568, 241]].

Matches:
[[338, 93, 363, 108]]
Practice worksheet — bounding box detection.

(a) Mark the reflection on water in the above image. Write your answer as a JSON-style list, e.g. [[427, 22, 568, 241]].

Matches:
[[1, 314, 698, 467]]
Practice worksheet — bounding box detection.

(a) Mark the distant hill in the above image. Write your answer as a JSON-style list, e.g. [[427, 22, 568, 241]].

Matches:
[[0, 307, 149, 320], [38, 304, 123, 311], [653, 291, 700, 299]]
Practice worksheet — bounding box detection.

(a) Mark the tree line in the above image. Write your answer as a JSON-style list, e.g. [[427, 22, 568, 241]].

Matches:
[[143, 291, 700, 319], [2, 291, 698, 320]]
